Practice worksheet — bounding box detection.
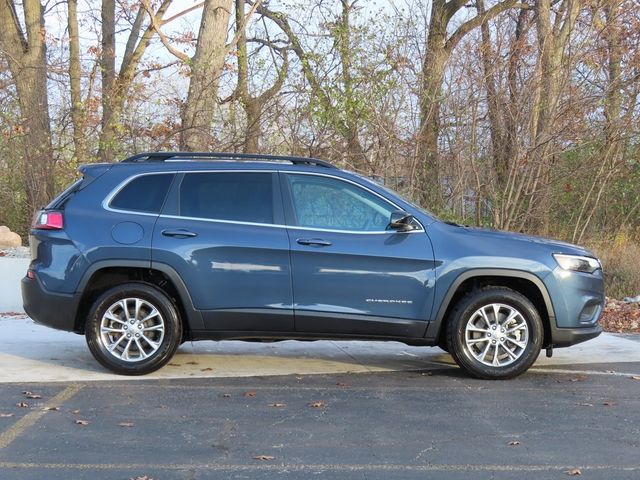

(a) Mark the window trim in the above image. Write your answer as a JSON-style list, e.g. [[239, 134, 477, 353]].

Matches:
[[103, 169, 424, 234]]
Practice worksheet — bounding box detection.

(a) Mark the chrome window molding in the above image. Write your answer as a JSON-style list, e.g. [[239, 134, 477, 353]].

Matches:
[[102, 169, 425, 234]]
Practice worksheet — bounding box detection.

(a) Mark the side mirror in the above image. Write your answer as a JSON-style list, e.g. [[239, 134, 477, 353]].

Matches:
[[388, 210, 417, 231]]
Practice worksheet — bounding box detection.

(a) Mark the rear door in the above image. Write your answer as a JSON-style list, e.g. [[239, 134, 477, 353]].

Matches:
[[152, 170, 293, 332], [281, 172, 436, 338]]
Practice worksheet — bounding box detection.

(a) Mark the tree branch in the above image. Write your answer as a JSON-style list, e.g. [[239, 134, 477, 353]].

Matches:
[[445, 0, 527, 53], [141, 0, 190, 62]]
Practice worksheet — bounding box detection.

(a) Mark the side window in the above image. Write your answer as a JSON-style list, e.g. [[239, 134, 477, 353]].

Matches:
[[110, 174, 173, 213], [286, 174, 395, 232], [179, 172, 274, 224]]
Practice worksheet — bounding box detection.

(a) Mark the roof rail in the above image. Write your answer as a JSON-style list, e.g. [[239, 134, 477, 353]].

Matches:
[[121, 151, 336, 169]]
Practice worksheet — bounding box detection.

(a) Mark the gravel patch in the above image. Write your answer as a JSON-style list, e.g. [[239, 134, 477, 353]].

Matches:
[[0, 247, 30, 258]]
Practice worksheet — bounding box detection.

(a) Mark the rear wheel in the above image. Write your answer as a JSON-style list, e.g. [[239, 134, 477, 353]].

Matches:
[[446, 287, 543, 379], [85, 283, 182, 375]]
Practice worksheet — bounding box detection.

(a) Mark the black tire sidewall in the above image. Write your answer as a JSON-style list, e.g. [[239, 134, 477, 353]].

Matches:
[[448, 288, 543, 379], [85, 282, 182, 375]]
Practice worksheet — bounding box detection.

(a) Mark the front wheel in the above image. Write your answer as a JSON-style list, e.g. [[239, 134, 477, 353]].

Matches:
[[446, 287, 543, 379], [85, 283, 182, 375]]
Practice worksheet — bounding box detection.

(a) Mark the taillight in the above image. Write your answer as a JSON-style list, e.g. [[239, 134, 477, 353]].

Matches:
[[34, 211, 64, 230]]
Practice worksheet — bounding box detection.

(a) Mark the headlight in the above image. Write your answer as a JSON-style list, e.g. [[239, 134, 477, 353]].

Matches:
[[553, 253, 601, 273]]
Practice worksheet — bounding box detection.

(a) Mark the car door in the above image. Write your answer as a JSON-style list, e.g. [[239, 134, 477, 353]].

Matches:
[[281, 172, 436, 338], [152, 170, 293, 332]]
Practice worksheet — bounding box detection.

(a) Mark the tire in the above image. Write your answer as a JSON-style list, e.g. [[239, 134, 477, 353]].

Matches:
[[85, 282, 182, 375], [446, 287, 543, 379]]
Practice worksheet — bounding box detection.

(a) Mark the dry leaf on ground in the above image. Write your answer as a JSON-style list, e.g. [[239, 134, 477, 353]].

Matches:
[[118, 422, 135, 427], [74, 419, 90, 426], [253, 455, 274, 461], [268, 403, 286, 408], [564, 468, 582, 476], [308, 400, 326, 408], [43, 406, 60, 411], [243, 391, 257, 398], [602, 401, 617, 407], [15, 402, 29, 408], [508, 441, 521, 446]]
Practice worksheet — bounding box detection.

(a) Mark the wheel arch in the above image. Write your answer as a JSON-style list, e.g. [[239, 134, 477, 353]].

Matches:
[[74, 260, 203, 335], [427, 269, 556, 348]]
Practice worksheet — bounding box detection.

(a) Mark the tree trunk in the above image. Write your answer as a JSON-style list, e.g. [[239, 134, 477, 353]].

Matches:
[[418, 2, 449, 210], [0, 0, 55, 215], [68, 0, 87, 163], [99, 0, 116, 161], [180, 0, 232, 151]]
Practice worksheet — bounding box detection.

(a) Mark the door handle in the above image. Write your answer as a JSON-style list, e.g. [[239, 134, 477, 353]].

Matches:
[[162, 229, 198, 238], [297, 238, 332, 247]]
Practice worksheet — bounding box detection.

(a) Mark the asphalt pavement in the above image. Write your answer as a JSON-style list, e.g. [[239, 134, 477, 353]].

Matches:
[[1, 316, 639, 479]]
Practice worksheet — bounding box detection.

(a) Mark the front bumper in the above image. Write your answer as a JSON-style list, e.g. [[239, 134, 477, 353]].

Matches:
[[549, 324, 602, 348], [21, 276, 80, 332]]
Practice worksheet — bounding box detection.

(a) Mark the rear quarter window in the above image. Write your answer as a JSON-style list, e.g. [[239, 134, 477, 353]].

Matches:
[[110, 174, 174, 213]]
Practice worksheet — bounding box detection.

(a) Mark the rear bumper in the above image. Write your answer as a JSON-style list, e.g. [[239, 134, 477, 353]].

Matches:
[[21, 276, 79, 332], [549, 324, 602, 348]]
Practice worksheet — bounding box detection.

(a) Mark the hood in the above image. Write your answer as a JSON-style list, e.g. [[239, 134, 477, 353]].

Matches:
[[449, 224, 594, 256]]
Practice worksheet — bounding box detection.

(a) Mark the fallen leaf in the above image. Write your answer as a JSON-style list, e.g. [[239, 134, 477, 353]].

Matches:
[[577, 403, 593, 407], [75, 419, 90, 426], [269, 403, 286, 408], [16, 402, 29, 408], [43, 406, 60, 411], [508, 441, 521, 446], [185, 361, 198, 365], [222, 393, 231, 398], [244, 391, 257, 398], [564, 468, 582, 476], [336, 382, 349, 387], [253, 455, 274, 461], [118, 422, 135, 427], [602, 401, 617, 407], [0, 413, 14, 418], [168, 363, 181, 367], [24, 394, 42, 399], [569, 376, 586, 382], [71, 409, 81, 414], [130, 476, 153, 480], [308, 400, 326, 409], [200, 367, 213, 372]]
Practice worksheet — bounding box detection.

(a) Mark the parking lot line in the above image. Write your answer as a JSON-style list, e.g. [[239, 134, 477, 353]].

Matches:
[[0, 384, 83, 449], [0, 461, 639, 473], [529, 367, 640, 377]]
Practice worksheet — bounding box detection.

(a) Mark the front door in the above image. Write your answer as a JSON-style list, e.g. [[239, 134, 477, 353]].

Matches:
[[152, 171, 293, 331], [281, 172, 436, 338]]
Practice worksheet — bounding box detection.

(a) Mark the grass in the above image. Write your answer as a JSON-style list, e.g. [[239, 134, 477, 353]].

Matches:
[[588, 232, 640, 300]]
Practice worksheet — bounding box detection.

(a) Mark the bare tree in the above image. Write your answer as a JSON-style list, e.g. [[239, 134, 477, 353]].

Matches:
[[231, 0, 288, 153], [68, 0, 87, 163], [0, 0, 55, 213], [417, 0, 525, 210], [99, 0, 174, 162]]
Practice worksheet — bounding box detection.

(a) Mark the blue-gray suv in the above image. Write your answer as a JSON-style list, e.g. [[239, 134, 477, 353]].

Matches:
[[21, 152, 604, 379]]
